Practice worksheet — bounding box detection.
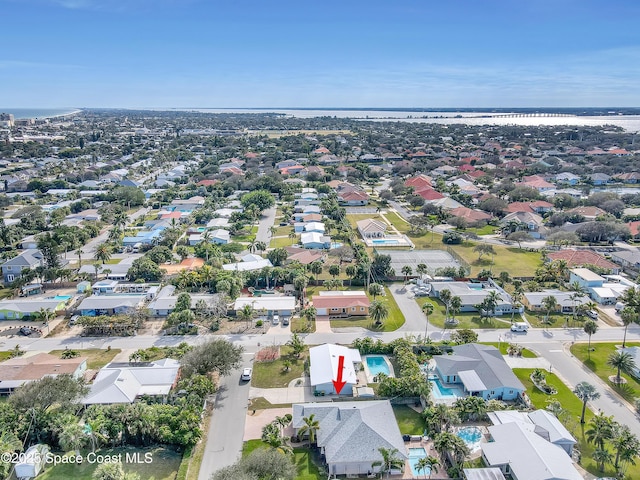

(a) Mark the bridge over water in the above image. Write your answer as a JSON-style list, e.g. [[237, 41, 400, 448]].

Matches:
[[474, 113, 578, 118]]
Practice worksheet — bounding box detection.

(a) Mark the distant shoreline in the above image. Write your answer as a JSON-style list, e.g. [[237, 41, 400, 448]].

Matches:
[[0, 108, 82, 120]]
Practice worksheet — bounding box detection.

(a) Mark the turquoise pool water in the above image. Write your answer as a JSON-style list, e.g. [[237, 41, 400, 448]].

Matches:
[[366, 355, 390, 376], [48, 295, 72, 301], [429, 376, 465, 400], [408, 447, 429, 476], [456, 426, 483, 451], [372, 239, 399, 245]]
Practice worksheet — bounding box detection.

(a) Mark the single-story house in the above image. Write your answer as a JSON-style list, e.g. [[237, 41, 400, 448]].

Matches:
[[500, 211, 546, 239], [301, 232, 331, 249], [430, 281, 517, 316], [147, 285, 222, 317], [620, 347, 640, 378], [522, 289, 590, 314], [292, 400, 408, 476], [357, 218, 387, 239], [432, 344, 524, 401], [487, 409, 577, 455], [609, 249, 640, 270], [0, 298, 67, 320], [188, 229, 230, 245], [83, 359, 180, 404], [546, 249, 620, 274], [77, 295, 146, 316], [92, 279, 119, 295], [309, 343, 361, 395], [303, 222, 326, 234], [284, 246, 326, 265], [0, 353, 88, 395], [222, 254, 273, 272], [312, 291, 370, 317], [233, 295, 296, 318], [482, 422, 582, 480]]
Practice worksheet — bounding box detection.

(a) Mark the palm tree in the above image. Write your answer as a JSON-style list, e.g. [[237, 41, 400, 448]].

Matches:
[[416, 263, 428, 278], [76, 248, 84, 267], [0, 430, 22, 478], [94, 242, 112, 264], [583, 319, 598, 359], [255, 241, 267, 254], [611, 424, 640, 471], [248, 239, 257, 253], [449, 296, 462, 323], [592, 447, 613, 472], [298, 414, 320, 447], [288, 231, 297, 245], [59, 423, 87, 456], [422, 302, 434, 339], [541, 295, 559, 325], [309, 261, 323, 285], [439, 289, 452, 320], [372, 447, 404, 479], [416, 456, 439, 479], [607, 350, 636, 384], [573, 381, 600, 424], [368, 282, 383, 299], [238, 304, 254, 329], [401, 265, 413, 283], [303, 306, 316, 323], [620, 306, 637, 348], [484, 290, 501, 317], [345, 265, 357, 286], [587, 413, 615, 451], [370, 299, 390, 327]]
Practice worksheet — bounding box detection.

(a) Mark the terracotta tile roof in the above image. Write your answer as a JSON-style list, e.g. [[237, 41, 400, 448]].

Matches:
[[546, 249, 618, 271], [628, 221, 640, 237], [0, 353, 87, 382], [415, 187, 444, 201], [312, 295, 370, 309]]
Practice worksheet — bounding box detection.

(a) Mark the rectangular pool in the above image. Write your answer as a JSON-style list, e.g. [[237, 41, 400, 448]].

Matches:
[[365, 355, 391, 376], [408, 447, 429, 476]]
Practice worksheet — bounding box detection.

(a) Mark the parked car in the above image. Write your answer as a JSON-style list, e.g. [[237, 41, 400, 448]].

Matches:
[[69, 314, 79, 326], [272, 314, 280, 325], [19, 327, 32, 336], [241, 368, 252, 381], [587, 310, 598, 320], [510, 322, 529, 333], [282, 317, 290, 326]]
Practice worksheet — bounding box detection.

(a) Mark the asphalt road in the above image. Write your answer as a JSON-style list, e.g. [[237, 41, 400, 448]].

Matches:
[[255, 206, 276, 245], [198, 353, 254, 480]]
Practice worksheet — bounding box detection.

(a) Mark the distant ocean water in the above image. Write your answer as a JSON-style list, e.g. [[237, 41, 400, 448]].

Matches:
[[0, 108, 80, 119]]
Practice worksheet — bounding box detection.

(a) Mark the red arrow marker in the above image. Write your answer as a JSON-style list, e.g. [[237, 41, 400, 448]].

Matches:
[[332, 355, 346, 394]]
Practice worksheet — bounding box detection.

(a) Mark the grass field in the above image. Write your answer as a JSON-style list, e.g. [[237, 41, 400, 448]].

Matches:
[[330, 286, 405, 332], [415, 297, 510, 330], [242, 440, 322, 479], [39, 447, 181, 480], [393, 405, 424, 435], [49, 348, 121, 370], [251, 345, 308, 388], [270, 235, 297, 248], [570, 341, 640, 403], [481, 342, 537, 357], [514, 368, 640, 478], [0, 351, 13, 361], [290, 316, 315, 333], [524, 309, 574, 328]]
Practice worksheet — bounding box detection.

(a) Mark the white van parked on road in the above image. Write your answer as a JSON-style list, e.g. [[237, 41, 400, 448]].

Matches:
[[511, 322, 529, 332]]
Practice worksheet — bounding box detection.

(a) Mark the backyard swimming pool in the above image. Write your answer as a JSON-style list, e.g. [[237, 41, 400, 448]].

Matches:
[[372, 239, 400, 245], [48, 295, 72, 301], [456, 426, 483, 452], [408, 447, 429, 476], [429, 376, 465, 401], [365, 355, 391, 376]]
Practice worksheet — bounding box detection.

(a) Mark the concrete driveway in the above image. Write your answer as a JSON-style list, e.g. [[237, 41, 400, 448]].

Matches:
[[244, 408, 294, 440]]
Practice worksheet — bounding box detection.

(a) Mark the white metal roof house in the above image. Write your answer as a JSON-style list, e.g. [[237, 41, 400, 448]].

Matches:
[[433, 344, 524, 402], [222, 254, 273, 272], [233, 295, 297, 317], [292, 400, 407, 477], [301, 232, 331, 249], [482, 422, 582, 480], [83, 359, 180, 404], [487, 409, 576, 455], [77, 295, 145, 316], [309, 344, 361, 395]]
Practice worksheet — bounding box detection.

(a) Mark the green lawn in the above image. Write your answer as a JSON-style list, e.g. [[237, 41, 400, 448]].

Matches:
[[514, 367, 640, 479], [291, 316, 315, 333], [39, 447, 181, 480], [330, 286, 404, 332], [525, 310, 575, 329], [346, 213, 383, 230], [0, 351, 13, 361], [570, 342, 640, 403], [242, 440, 322, 480], [383, 211, 410, 232], [270, 236, 297, 248], [415, 297, 510, 330], [103, 258, 122, 265], [481, 342, 537, 357], [248, 397, 293, 410], [49, 348, 121, 370], [466, 224, 498, 236], [273, 225, 294, 237], [251, 346, 308, 388], [392, 405, 425, 435]]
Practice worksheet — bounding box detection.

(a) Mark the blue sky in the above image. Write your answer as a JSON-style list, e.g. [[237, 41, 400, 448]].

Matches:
[[1, 0, 639, 108]]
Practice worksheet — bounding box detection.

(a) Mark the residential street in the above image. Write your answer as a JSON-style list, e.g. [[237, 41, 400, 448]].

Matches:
[[255, 206, 276, 245], [198, 353, 254, 480]]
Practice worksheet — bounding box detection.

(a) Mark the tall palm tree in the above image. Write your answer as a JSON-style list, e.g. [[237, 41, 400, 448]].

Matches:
[[449, 296, 462, 323], [541, 295, 559, 325], [611, 424, 639, 471], [238, 304, 254, 329], [372, 447, 404, 479], [76, 248, 84, 268], [484, 290, 501, 317], [416, 263, 428, 278], [607, 350, 636, 384], [619, 306, 637, 348], [298, 414, 320, 447], [583, 319, 598, 359], [370, 299, 390, 327], [59, 423, 87, 456], [401, 265, 413, 283], [439, 289, 452, 320], [592, 447, 613, 472], [94, 242, 112, 264], [422, 302, 434, 339], [573, 381, 600, 424]]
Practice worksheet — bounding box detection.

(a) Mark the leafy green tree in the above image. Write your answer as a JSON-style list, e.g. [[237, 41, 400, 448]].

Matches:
[[174, 293, 192, 313], [60, 422, 87, 456], [450, 328, 478, 345], [0, 431, 22, 479], [127, 257, 163, 282], [240, 190, 275, 212], [145, 245, 174, 264], [401, 265, 413, 282], [573, 382, 600, 424], [180, 338, 244, 377], [328, 264, 340, 278]]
